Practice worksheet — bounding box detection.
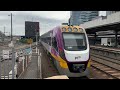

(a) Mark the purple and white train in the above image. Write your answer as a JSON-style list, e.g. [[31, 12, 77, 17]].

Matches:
[[40, 25, 91, 77]]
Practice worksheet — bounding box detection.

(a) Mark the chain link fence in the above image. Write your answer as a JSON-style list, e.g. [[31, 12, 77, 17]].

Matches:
[[0, 43, 34, 79]]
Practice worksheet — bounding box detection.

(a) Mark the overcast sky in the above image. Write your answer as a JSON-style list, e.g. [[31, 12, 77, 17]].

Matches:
[[0, 11, 106, 36]]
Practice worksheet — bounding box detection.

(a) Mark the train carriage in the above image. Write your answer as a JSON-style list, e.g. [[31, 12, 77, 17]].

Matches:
[[40, 25, 91, 77]]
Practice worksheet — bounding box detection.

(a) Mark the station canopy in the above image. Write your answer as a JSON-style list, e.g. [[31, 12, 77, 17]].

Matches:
[[85, 22, 120, 34]]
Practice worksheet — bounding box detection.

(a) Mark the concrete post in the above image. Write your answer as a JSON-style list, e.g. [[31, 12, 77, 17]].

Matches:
[[39, 53, 42, 79], [12, 46, 15, 79], [23, 57, 24, 72]]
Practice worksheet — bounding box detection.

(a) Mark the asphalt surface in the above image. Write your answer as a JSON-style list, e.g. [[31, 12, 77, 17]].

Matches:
[[19, 45, 60, 79], [19, 49, 39, 79]]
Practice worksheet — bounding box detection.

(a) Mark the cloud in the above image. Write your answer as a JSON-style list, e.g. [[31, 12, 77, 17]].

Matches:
[[12, 11, 70, 21], [0, 11, 70, 36]]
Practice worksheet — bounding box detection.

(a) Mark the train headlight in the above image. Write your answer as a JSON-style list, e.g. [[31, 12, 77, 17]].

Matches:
[[73, 27, 78, 32], [62, 27, 66, 32], [79, 28, 83, 32], [68, 27, 72, 32]]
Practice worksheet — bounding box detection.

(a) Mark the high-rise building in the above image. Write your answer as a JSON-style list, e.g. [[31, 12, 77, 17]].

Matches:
[[25, 21, 40, 42], [106, 11, 119, 16], [70, 11, 99, 25]]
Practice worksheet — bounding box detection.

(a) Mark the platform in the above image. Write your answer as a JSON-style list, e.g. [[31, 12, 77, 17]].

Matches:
[[44, 75, 69, 79]]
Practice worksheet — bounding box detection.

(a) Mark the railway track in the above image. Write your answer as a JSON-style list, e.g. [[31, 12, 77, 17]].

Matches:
[[91, 54, 120, 79], [91, 52, 120, 65]]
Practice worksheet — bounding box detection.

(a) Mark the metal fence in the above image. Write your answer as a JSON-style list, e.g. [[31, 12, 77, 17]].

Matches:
[[16, 54, 32, 78], [0, 45, 32, 79], [0, 55, 12, 79]]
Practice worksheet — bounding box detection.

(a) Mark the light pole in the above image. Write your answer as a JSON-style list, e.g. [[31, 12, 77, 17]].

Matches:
[[8, 13, 13, 41], [8, 13, 15, 79]]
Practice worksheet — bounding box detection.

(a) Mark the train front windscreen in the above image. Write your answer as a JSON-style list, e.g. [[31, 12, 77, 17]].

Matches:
[[63, 33, 87, 51]]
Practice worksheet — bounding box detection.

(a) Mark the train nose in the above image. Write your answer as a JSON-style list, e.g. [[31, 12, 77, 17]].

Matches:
[[73, 64, 85, 73], [78, 65, 85, 73]]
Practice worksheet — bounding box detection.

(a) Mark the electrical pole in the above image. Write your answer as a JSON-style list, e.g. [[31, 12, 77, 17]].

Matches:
[[11, 13, 13, 41], [11, 13, 15, 79], [8, 13, 15, 79]]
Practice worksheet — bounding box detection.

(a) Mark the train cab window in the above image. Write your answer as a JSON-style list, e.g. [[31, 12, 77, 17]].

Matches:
[[62, 33, 87, 51], [52, 37, 58, 51]]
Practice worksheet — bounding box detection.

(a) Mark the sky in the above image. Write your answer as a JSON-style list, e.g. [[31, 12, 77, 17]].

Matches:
[[0, 11, 106, 36]]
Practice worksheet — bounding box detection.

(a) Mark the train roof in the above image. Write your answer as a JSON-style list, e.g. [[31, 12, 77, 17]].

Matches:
[[41, 25, 85, 37], [61, 25, 84, 28]]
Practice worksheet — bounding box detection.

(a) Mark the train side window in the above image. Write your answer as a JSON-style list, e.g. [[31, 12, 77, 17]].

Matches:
[[52, 37, 58, 52], [47, 37, 51, 45]]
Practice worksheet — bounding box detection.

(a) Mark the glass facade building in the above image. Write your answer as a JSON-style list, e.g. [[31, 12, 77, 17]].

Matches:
[[70, 11, 99, 25], [106, 11, 119, 16]]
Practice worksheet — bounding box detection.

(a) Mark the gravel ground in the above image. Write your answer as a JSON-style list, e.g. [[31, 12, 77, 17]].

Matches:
[[18, 51, 39, 79], [38, 45, 60, 78]]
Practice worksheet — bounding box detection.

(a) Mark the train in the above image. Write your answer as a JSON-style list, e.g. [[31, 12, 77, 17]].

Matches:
[[40, 25, 91, 77]]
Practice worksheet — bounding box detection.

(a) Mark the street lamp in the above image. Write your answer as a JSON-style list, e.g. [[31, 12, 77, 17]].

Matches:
[[8, 13, 13, 42], [8, 13, 15, 79]]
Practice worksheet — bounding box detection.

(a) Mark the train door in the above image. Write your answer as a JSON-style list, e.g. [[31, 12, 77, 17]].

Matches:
[[51, 35, 59, 67], [50, 32, 52, 47], [52, 37, 58, 52]]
